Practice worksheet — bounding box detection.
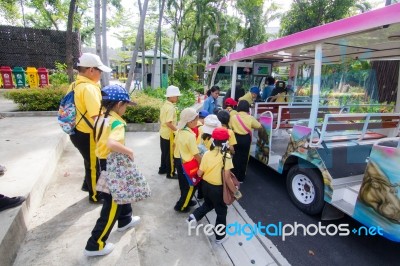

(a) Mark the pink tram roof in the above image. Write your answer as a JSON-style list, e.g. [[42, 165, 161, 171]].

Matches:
[[213, 3, 400, 67]]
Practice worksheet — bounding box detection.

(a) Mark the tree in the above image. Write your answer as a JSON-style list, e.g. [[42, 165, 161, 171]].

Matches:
[[0, 0, 20, 24], [279, 0, 357, 37], [66, 0, 77, 83], [125, 0, 150, 91], [151, 0, 166, 88], [236, 0, 267, 48]]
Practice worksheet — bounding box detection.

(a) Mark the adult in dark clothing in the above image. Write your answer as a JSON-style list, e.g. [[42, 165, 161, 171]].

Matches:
[[222, 83, 245, 108]]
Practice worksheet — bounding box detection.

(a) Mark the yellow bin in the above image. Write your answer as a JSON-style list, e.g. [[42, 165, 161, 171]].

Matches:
[[26, 67, 39, 88]]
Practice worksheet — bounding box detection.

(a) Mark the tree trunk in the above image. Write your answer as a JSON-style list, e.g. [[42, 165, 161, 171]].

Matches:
[[125, 0, 149, 91], [66, 0, 76, 83], [151, 0, 166, 88], [94, 0, 103, 85], [138, 0, 146, 89], [101, 0, 109, 85]]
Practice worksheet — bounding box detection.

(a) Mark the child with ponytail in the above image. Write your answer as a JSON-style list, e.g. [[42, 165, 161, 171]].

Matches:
[[187, 127, 240, 244], [84, 85, 140, 257]]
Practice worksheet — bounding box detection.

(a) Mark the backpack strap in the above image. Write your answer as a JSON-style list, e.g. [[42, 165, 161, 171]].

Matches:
[[73, 82, 94, 129]]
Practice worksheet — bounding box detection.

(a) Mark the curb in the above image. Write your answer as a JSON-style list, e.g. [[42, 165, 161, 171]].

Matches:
[[0, 112, 160, 132], [0, 134, 68, 266]]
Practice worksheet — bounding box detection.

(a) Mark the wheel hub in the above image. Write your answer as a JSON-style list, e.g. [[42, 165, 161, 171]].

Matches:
[[292, 174, 315, 204]]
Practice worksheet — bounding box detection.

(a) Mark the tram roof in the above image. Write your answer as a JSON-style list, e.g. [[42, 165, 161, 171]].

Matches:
[[213, 3, 400, 67]]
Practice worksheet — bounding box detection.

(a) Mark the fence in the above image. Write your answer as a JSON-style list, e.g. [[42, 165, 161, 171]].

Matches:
[[0, 25, 80, 69]]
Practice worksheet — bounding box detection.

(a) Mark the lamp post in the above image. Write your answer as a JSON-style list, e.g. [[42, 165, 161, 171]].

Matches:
[[204, 34, 219, 87]]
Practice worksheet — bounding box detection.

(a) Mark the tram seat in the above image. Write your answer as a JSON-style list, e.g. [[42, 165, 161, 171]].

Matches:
[[274, 106, 342, 130], [312, 113, 400, 145]]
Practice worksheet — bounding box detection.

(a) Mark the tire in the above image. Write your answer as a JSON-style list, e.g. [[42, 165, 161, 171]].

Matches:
[[286, 164, 325, 215]]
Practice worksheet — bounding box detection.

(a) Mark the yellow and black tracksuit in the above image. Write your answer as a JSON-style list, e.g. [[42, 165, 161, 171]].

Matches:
[[173, 127, 199, 212], [68, 75, 102, 202], [159, 100, 177, 177]]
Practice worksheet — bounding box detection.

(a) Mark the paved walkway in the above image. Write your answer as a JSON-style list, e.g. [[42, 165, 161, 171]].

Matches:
[[0, 91, 287, 266]]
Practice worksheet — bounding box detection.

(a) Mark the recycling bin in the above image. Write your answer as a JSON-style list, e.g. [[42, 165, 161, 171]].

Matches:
[[0, 66, 15, 89], [38, 67, 50, 87], [12, 67, 27, 88], [26, 67, 39, 88]]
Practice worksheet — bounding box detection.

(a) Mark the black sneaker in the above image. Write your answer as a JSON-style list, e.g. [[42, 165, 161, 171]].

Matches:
[[81, 181, 89, 192], [189, 200, 197, 207], [89, 193, 105, 204], [158, 170, 167, 175], [174, 205, 190, 213], [166, 174, 178, 179], [0, 196, 25, 212]]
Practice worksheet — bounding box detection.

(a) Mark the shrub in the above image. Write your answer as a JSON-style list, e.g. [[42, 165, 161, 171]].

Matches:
[[142, 87, 196, 111], [123, 105, 160, 123], [4, 86, 67, 111], [49, 62, 69, 86]]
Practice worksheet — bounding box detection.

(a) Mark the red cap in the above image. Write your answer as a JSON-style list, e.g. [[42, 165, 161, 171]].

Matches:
[[211, 127, 230, 141], [225, 97, 238, 107]]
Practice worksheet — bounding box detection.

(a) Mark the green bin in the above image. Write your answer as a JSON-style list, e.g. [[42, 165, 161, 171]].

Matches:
[[12, 67, 27, 88]]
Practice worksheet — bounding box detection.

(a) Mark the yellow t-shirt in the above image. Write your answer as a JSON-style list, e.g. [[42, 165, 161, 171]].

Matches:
[[95, 111, 126, 159], [196, 125, 204, 145], [229, 110, 238, 116], [67, 75, 101, 133], [159, 100, 177, 140], [200, 150, 233, 185], [227, 128, 237, 146], [238, 92, 254, 105], [230, 111, 261, 135], [174, 127, 199, 162]]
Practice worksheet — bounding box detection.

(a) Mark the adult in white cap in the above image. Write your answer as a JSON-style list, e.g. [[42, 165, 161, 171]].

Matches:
[[173, 108, 201, 213], [158, 85, 182, 179], [68, 53, 112, 204]]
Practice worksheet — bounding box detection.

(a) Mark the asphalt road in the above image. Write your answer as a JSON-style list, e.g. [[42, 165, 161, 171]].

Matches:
[[239, 158, 400, 266]]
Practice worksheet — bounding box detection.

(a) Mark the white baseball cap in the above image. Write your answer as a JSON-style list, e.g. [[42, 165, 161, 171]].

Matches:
[[165, 85, 181, 97], [202, 115, 221, 135], [77, 53, 112, 73]]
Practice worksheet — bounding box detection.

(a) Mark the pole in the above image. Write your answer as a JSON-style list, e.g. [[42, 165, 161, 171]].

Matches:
[[204, 35, 218, 86]]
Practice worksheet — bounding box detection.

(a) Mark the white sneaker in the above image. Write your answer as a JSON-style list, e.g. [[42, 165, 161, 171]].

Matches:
[[117, 216, 141, 232], [186, 214, 197, 227], [84, 243, 114, 257], [215, 235, 229, 245]]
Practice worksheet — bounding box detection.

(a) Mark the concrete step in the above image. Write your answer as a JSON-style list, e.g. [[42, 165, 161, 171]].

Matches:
[[0, 117, 67, 266]]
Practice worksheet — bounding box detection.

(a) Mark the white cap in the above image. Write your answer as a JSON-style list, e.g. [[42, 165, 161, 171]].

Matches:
[[77, 53, 112, 73], [202, 115, 221, 135], [165, 85, 181, 97], [177, 108, 198, 129]]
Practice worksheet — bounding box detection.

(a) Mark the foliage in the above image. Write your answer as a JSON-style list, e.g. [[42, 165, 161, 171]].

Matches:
[[169, 56, 202, 91], [4, 86, 67, 111], [142, 87, 196, 111], [0, 0, 20, 24], [279, 0, 357, 36], [236, 0, 267, 48], [49, 62, 69, 86]]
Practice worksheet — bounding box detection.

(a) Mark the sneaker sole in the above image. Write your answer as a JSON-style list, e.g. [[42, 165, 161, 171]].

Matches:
[[84, 243, 114, 256], [117, 217, 141, 232]]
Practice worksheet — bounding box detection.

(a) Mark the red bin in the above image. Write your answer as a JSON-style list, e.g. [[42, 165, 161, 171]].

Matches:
[[38, 67, 50, 87], [0, 66, 15, 89]]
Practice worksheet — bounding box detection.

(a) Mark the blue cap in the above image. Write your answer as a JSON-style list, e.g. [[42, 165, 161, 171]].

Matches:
[[101, 85, 136, 105], [199, 110, 210, 118], [250, 86, 260, 94]]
